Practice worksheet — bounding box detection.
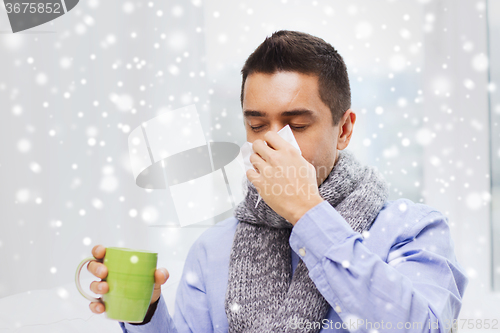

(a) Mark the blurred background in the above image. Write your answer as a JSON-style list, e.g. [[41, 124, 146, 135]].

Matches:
[[0, 0, 499, 331]]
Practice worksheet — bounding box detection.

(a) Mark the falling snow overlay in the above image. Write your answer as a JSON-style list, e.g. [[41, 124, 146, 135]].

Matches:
[[0, 0, 499, 331]]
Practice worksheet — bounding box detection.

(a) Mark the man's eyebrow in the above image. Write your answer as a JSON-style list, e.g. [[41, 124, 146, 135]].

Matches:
[[243, 109, 316, 118], [243, 110, 267, 117], [281, 109, 315, 117]]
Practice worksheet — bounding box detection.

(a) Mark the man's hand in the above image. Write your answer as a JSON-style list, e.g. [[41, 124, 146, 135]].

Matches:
[[247, 130, 324, 225], [88, 245, 170, 314]]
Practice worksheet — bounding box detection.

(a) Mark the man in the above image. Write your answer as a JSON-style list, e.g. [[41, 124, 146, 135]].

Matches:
[[87, 30, 468, 332]]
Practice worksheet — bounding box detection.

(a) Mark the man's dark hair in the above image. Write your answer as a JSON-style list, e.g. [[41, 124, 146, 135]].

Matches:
[[240, 30, 351, 126]]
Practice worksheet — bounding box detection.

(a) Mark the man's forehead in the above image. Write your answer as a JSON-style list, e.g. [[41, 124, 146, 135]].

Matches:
[[243, 72, 320, 102], [242, 72, 328, 120]]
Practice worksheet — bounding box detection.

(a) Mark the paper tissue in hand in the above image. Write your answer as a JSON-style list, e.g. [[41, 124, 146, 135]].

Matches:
[[240, 124, 302, 208]]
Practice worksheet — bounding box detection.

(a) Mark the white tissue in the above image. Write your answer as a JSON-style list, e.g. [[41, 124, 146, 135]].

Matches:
[[240, 124, 302, 208]]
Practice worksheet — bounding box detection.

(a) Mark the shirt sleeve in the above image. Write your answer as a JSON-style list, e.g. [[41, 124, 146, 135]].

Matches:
[[118, 238, 212, 333], [289, 200, 469, 333]]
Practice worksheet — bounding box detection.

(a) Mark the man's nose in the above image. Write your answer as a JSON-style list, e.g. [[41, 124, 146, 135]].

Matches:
[[268, 123, 283, 133]]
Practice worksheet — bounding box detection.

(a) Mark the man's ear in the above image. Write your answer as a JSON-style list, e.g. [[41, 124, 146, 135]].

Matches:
[[337, 110, 355, 150]]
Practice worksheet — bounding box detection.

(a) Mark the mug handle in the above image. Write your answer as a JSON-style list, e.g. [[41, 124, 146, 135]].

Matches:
[[75, 256, 103, 302]]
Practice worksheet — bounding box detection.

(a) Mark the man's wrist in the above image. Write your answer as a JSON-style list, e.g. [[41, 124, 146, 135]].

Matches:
[[128, 296, 160, 326], [289, 195, 324, 226]]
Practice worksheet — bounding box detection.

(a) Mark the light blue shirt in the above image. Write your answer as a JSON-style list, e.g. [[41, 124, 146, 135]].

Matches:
[[119, 198, 468, 332]]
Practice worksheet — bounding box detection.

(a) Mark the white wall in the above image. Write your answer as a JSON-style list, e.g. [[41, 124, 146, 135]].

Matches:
[[420, 0, 500, 326]]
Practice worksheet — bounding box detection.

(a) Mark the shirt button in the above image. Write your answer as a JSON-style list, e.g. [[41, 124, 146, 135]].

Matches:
[[298, 247, 306, 257], [334, 304, 342, 313]]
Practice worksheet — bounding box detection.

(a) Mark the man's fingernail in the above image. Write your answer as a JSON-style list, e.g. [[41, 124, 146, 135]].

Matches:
[[162, 269, 167, 280], [97, 267, 103, 276]]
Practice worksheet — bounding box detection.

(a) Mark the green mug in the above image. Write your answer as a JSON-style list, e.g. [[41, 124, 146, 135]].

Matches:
[[75, 247, 158, 323]]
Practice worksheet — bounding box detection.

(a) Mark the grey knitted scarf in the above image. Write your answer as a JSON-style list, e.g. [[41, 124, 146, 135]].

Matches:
[[225, 149, 389, 333]]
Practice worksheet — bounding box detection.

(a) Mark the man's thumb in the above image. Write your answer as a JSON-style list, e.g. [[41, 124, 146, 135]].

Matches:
[[159, 268, 168, 283]]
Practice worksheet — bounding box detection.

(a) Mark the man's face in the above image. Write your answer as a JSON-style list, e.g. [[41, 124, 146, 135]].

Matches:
[[242, 71, 354, 186]]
